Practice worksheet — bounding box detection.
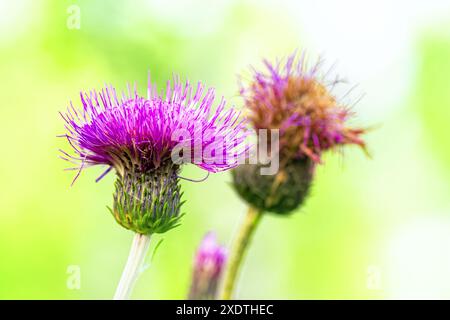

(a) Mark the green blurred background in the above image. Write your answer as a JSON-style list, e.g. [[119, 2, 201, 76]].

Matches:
[[1, 0, 450, 299]]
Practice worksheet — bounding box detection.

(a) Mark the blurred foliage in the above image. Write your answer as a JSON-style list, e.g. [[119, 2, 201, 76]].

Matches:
[[416, 35, 450, 177]]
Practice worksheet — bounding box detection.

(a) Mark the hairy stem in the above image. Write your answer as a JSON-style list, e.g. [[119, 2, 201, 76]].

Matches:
[[113, 233, 151, 300], [221, 206, 263, 300]]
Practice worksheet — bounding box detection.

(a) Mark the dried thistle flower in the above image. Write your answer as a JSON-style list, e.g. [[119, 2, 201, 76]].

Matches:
[[240, 52, 366, 164], [222, 52, 369, 300], [232, 52, 367, 214]]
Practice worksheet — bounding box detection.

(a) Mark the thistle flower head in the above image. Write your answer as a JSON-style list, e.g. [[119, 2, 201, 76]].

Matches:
[[240, 52, 365, 163], [188, 232, 227, 300], [232, 52, 367, 214], [60, 75, 248, 234], [60, 76, 248, 180]]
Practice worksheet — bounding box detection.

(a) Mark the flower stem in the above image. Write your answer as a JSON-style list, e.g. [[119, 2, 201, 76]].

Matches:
[[113, 233, 151, 300], [221, 206, 263, 300]]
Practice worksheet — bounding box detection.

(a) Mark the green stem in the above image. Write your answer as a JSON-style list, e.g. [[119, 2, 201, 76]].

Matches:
[[113, 233, 151, 300], [221, 206, 263, 300]]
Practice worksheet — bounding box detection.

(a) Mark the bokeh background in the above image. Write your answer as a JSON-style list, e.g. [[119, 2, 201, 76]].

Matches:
[[1, 0, 450, 299]]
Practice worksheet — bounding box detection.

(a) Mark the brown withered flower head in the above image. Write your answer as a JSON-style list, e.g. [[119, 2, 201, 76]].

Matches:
[[240, 52, 366, 164], [232, 52, 367, 214]]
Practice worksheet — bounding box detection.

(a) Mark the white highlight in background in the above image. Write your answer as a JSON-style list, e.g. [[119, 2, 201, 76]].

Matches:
[[386, 217, 450, 299]]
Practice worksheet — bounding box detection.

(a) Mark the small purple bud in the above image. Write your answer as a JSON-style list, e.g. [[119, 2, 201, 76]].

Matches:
[[188, 232, 227, 300]]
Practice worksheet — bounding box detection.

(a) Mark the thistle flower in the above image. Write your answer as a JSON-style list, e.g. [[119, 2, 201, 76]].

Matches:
[[60, 76, 247, 234], [188, 232, 227, 300], [59, 75, 247, 299], [232, 52, 366, 214], [221, 52, 368, 300]]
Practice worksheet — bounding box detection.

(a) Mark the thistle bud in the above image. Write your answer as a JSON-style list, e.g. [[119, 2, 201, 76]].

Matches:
[[188, 232, 227, 300]]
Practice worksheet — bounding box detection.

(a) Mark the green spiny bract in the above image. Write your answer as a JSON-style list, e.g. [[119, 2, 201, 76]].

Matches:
[[110, 162, 184, 235], [232, 158, 314, 214]]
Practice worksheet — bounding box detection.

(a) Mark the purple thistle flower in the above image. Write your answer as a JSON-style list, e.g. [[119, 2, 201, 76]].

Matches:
[[59, 75, 248, 235], [60, 75, 248, 182], [188, 232, 227, 300]]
